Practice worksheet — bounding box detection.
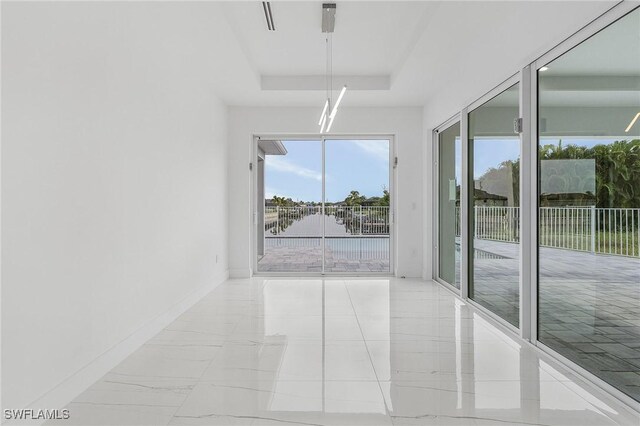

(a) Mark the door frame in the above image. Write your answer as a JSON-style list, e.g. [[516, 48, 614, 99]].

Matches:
[[432, 114, 461, 294], [251, 134, 396, 276]]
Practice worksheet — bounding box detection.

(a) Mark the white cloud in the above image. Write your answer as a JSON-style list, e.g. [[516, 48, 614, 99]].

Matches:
[[353, 140, 389, 163], [265, 187, 278, 199], [266, 156, 322, 181]]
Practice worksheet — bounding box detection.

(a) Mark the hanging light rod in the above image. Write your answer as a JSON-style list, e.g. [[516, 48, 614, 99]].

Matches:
[[325, 85, 347, 132], [325, 113, 336, 133], [329, 85, 347, 119], [318, 99, 329, 125], [319, 112, 328, 133], [625, 112, 640, 133]]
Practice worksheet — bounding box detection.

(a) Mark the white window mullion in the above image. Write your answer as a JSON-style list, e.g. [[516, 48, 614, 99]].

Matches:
[[460, 108, 470, 300]]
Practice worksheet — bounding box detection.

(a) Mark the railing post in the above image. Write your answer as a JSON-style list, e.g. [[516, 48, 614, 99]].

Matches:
[[276, 206, 280, 235], [591, 206, 596, 253], [359, 205, 363, 235]]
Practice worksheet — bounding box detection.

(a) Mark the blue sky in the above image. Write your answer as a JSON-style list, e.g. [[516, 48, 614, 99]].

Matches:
[[472, 138, 520, 179], [451, 137, 521, 182], [265, 137, 620, 202], [265, 140, 389, 202]]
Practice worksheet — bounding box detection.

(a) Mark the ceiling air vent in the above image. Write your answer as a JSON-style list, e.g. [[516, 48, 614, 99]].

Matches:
[[262, 2, 275, 31]]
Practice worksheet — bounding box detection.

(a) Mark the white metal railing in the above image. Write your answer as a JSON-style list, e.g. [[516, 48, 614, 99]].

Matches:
[[454, 206, 640, 257], [326, 205, 390, 236], [265, 205, 390, 237], [475, 206, 520, 243], [264, 237, 389, 260]]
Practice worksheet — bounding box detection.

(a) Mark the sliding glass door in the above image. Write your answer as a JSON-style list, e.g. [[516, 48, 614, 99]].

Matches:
[[436, 121, 461, 288], [256, 137, 392, 274], [257, 140, 323, 273], [537, 7, 640, 402], [468, 84, 521, 327], [324, 139, 391, 273]]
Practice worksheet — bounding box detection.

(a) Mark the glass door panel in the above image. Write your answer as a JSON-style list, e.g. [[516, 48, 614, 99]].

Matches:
[[468, 84, 521, 327], [437, 122, 461, 288], [324, 139, 391, 273], [257, 140, 323, 273], [537, 8, 640, 402]]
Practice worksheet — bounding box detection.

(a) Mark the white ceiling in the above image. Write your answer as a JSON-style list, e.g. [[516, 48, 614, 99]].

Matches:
[[542, 7, 640, 76], [222, 1, 433, 76], [199, 1, 626, 107]]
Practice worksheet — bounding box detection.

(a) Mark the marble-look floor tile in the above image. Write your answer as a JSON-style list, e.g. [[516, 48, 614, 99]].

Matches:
[[46, 375, 196, 426], [231, 314, 363, 341], [165, 317, 241, 336], [383, 379, 626, 426], [201, 339, 378, 382], [172, 380, 390, 426], [145, 328, 229, 347], [54, 278, 639, 426], [49, 403, 178, 426], [251, 412, 392, 426], [74, 373, 196, 405], [109, 343, 220, 380]]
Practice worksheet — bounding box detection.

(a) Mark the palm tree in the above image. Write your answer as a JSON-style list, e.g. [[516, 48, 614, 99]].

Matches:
[[344, 190, 366, 206]]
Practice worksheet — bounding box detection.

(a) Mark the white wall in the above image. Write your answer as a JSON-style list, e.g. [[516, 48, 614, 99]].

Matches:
[[2, 3, 229, 410], [228, 107, 423, 278]]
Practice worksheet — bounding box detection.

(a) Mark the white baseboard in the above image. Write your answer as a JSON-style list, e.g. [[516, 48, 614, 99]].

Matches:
[[229, 267, 251, 278], [14, 269, 229, 425]]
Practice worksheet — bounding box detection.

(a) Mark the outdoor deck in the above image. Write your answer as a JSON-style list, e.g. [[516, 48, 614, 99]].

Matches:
[[258, 237, 390, 273]]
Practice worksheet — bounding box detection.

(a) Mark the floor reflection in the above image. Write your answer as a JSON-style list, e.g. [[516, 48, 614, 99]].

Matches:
[[49, 278, 640, 426]]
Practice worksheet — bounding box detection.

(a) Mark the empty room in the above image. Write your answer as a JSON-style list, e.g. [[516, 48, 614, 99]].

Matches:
[[1, 1, 639, 425]]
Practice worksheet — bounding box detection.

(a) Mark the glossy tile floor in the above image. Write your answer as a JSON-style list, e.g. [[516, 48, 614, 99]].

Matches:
[[48, 278, 640, 426], [457, 240, 640, 399]]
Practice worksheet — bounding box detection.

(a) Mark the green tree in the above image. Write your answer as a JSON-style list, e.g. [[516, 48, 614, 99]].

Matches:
[[344, 190, 366, 206], [540, 139, 639, 208], [271, 195, 295, 207], [379, 188, 390, 206], [483, 138, 640, 209]]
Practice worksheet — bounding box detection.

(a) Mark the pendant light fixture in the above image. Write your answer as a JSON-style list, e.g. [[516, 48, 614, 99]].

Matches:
[[318, 3, 346, 133]]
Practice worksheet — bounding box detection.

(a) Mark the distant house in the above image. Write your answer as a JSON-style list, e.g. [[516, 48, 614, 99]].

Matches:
[[452, 186, 509, 206], [473, 188, 508, 206], [540, 192, 596, 207]]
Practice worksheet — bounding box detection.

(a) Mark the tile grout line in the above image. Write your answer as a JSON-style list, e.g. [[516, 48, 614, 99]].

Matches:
[[343, 279, 394, 422], [163, 280, 259, 425]]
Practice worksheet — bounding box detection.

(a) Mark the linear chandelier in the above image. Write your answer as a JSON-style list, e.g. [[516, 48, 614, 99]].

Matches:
[[318, 3, 346, 133], [625, 112, 640, 133]]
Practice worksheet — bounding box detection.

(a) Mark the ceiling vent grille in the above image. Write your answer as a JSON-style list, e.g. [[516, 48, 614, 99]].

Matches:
[[262, 2, 275, 31]]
